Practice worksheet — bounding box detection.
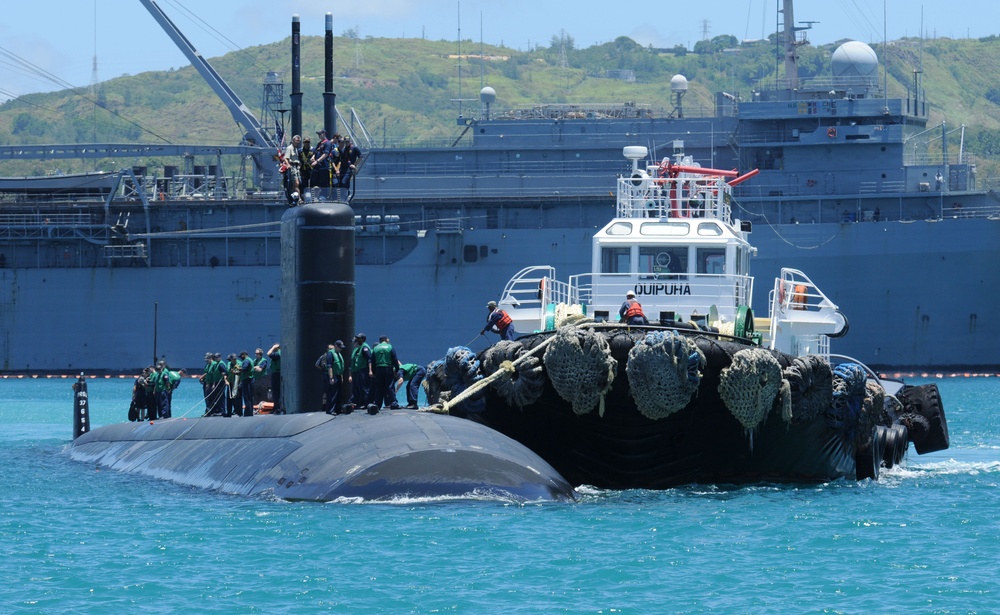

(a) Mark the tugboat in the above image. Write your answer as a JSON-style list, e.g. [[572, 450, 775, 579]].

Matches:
[[425, 145, 949, 489]]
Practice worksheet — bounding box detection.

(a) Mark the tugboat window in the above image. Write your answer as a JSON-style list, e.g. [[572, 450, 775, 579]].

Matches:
[[640, 221, 689, 236], [601, 247, 631, 273], [640, 246, 686, 273], [607, 222, 632, 236], [696, 222, 723, 236], [698, 248, 726, 274]]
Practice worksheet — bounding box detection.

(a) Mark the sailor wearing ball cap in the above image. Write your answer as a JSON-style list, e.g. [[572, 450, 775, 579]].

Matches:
[[309, 129, 333, 200], [481, 300, 517, 341]]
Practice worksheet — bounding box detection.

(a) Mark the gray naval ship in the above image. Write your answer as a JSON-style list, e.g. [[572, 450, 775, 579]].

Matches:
[[1, 0, 998, 374]]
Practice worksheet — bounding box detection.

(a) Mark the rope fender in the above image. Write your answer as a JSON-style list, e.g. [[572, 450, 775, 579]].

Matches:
[[626, 330, 706, 420], [481, 340, 547, 408], [543, 326, 618, 416], [828, 363, 867, 437], [718, 347, 783, 432], [782, 354, 833, 424]]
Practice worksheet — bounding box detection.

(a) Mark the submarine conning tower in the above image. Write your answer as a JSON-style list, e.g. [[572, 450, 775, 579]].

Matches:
[[281, 202, 355, 413]]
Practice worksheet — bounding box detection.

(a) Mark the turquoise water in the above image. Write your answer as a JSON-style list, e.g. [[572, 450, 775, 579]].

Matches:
[[1, 376, 997, 613]]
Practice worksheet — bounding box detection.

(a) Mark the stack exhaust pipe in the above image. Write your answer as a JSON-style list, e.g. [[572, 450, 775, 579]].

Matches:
[[290, 15, 302, 139]]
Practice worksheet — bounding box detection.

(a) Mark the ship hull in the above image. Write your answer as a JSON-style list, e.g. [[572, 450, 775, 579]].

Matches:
[[2, 216, 998, 372], [424, 328, 946, 488]]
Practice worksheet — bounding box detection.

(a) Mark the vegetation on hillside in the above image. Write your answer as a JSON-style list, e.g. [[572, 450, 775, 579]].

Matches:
[[1, 28, 998, 178]]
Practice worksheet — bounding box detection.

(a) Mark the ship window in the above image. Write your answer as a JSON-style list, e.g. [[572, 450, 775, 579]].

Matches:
[[463, 245, 478, 263], [639, 246, 686, 274], [698, 248, 726, 274], [606, 221, 632, 236], [601, 247, 631, 273], [639, 221, 689, 236], [696, 222, 723, 236]]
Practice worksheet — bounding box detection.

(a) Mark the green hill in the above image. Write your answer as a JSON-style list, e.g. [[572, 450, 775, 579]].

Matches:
[[2, 32, 999, 178]]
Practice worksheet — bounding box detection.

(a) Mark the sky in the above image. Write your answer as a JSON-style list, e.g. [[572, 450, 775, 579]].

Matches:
[[0, 0, 996, 102]]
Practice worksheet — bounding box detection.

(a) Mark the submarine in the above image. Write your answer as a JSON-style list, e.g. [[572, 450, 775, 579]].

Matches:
[[68, 200, 577, 503], [70, 401, 576, 502]]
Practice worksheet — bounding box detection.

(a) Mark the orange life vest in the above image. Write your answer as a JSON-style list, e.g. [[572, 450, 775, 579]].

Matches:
[[495, 309, 513, 329], [625, 300, 645, 320]]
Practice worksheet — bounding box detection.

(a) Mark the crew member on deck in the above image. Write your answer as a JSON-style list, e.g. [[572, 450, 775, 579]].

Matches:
[[238, 351, 255, 416], [267, 343, 283, 414], [224, 353, 240, 417], [619, 290, 649, 325], [319, 341, 345, 414], [348, 333, 373, 410], [208, 353, 227, 416], [370, 336, 401, 412], [482, 300, 516, 341], [395, 362, 426, 409], [201, 352, 225, 416]]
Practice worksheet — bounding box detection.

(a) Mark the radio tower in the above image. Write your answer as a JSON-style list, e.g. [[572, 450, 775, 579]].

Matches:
[[701, 19, 710, 41], [89, 0, 103, 142]]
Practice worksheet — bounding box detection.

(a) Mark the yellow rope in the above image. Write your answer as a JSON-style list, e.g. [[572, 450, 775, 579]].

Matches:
[[424, 333, 562, 415]]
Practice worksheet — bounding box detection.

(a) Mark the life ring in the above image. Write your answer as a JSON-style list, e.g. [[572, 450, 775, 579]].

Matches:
[[827, 127, 837, 138], [537, 278, 545, 301]]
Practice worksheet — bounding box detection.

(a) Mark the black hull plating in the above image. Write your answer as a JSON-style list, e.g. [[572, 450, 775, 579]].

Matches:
[[70, 411, 576, 502], [457, 331, 898, 489]]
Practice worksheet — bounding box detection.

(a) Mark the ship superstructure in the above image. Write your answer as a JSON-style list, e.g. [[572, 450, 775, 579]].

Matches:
[[1, 0, 998, 372]]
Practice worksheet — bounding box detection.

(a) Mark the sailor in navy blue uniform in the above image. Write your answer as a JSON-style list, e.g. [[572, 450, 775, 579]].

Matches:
[[482, 300, 517, 341], [619, 290, 649, 325]]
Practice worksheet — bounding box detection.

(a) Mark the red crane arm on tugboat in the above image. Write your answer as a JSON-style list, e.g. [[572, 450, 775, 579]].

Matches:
[[727, 169, 760, 187], [657, 160, 740, 178]]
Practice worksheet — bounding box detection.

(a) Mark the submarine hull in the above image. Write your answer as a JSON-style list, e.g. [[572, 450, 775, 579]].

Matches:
[[70, 411, 576, 502]]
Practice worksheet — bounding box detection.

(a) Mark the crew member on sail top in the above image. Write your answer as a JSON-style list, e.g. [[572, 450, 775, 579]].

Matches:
[[482, 300, 517, 341], [619, 290, 649, 325], [299, 138, 313, 197], [338, 136, 361, 197], [282, 134, 303, 206], [309, 129, 333, 201], [370, 335, 402, 413]]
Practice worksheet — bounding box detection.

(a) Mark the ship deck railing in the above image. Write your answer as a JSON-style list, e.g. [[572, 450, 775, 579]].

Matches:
[[616, 175, 733, 223], [569, 272, 752, 324], [103, 243, 148, 260]]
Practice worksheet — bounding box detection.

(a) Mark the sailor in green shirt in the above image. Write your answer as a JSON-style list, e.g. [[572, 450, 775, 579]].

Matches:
[[322, 340, 346, 414], [394, 362, 426, 409], [201, 352, 225, 416], [348, 333, 373, 409], [370, 335, 401, 412]]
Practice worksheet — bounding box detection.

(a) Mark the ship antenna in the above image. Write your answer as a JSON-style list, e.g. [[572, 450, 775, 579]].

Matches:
[[457, 2, 463, 120], [883, 0, 889, 109]]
